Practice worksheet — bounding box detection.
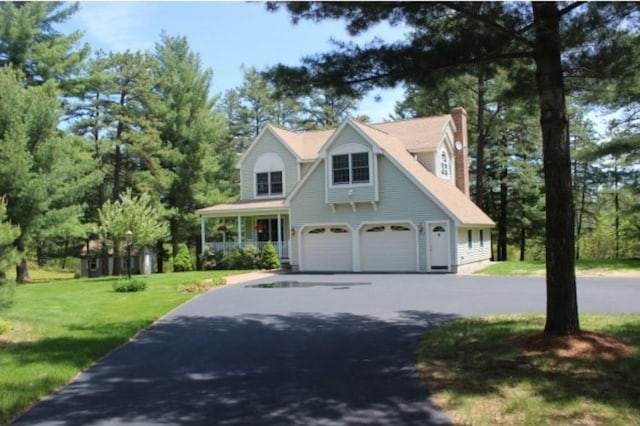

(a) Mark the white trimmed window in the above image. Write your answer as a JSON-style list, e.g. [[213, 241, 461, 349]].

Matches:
[[331, 152, 370, 185], [440, 149, 450, 177], [254, 153, 285, 197], [256, 171, 283, 196]]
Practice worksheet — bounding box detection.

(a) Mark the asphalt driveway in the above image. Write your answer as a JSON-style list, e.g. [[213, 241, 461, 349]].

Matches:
[[11, 274, 640, 425]]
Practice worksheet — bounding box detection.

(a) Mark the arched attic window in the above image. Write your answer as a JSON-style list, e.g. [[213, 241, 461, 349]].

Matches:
[[254, 153, 284, 197], [440, 149, 450, 177]]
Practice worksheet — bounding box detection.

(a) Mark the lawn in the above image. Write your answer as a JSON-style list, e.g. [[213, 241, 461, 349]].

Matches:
[[418, 314, 640, 425], [0, 270, 243, 425], [477, 259, 640, 276]]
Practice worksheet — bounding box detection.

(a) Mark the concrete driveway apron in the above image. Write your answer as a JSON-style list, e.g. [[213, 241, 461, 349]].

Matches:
[[11, 274, 639, 425]]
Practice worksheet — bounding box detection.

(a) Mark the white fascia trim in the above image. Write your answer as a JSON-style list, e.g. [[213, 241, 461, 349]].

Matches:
[[284, 157, 325, 207], [236, 125, 302, 169]]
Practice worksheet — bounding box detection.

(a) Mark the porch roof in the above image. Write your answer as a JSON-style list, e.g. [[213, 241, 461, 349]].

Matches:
[[196, 198, 288, 217]]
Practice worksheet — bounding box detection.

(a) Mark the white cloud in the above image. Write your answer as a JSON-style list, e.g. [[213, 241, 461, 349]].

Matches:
[[75, 2, 155, 53]]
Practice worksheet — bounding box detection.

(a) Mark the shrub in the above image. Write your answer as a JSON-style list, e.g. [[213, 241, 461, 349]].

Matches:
[[199, 247, 223, 270], [113, 278, 147, 292], [222, 245, 262, 270], [241, 245, 262, 269], [261, 241, 280, 270], [173, 244, 193, 272], [0, 317, 10, 335]]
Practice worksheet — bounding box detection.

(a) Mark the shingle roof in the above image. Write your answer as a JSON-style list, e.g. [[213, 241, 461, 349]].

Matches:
[[370, 115, 452, 152], [350, 120, 495, 226], [196, 198, 287, 216], [268, 125, 331, 161], [268, 115, 451, 161], [206, 114, 494, 226]]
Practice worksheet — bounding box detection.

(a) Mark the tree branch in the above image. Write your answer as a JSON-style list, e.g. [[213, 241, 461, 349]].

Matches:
[[335, 51, 533, 88], [558, 1, 587, 17], [444, 3, 535, 48]]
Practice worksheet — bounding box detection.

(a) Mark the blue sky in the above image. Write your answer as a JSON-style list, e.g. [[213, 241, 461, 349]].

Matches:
[[59, 1, 409, 122]]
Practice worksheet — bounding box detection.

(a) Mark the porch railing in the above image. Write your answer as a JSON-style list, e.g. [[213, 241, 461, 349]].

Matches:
[[205, 241, 289, 258]]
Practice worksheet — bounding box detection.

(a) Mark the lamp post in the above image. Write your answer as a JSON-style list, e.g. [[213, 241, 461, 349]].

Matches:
[[125, 230, 133, 280]]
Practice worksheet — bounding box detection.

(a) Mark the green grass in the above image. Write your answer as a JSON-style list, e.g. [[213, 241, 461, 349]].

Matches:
[[477, 259, 640, 276], [418, 314, 640, 425], [0, 270, 243, 425], [1, 266, 77, 282]]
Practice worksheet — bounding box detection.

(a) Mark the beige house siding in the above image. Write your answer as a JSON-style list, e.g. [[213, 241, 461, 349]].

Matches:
[[239, 132, 298, 200]]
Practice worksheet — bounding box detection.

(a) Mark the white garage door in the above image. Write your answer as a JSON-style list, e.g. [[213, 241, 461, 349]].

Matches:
[[360, 224, 416, 272], [301, 225, 352, 271]]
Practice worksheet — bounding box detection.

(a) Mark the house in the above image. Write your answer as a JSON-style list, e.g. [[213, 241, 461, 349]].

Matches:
[[196, 107, 495, 273], [80, 240, 155, 277]]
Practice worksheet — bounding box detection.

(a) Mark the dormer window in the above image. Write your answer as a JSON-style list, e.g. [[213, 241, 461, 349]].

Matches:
[[254, 152, 285, 198], [256, 171, 283, 196], [440, 150, 449, 177], [332, 152, 370, 185]]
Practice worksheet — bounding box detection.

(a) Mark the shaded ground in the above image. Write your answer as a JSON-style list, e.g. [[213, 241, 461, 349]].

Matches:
[[511, 330, 633, 360], [11, 311, 454, 425], [10, 274, 640, 425], [418, 315, 640, 426]]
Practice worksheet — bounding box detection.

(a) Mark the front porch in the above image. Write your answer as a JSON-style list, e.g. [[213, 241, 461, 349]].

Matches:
[[197, 198, 290, 261]]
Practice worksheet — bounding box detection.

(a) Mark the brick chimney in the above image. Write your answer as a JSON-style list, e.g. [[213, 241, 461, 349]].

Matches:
[[451, 107, 470, 197]]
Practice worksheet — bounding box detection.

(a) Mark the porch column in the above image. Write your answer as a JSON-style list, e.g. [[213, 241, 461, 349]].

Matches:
[[277, 213, 282, 257], [237, 215, 242, 249], [200, 216, 206, 254]]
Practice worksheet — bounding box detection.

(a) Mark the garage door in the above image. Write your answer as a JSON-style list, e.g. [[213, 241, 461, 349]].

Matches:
[[360, 224, 416, 272], [301, 225, 352, 271]]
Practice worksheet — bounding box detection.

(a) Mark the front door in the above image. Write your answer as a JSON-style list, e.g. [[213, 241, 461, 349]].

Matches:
[[256, 218, 282, 242], [429, 223, 449, 271]]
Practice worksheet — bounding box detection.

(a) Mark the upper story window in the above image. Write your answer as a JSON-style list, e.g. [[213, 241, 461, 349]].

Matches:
[[440, 150, 449, 177], [256, 171, 283, 196], [332, 152, 370, 185], [254, 152, 285, 197]]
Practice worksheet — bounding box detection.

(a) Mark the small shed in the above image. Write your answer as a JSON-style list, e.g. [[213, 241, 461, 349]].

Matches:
[[80, 240, 155, 277]]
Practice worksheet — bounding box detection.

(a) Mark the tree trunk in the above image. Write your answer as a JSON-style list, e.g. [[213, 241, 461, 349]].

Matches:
[[614, 161, 620, 259], [497, 178, 508, 261], [474, 74, 487, 210], [36, 242, 46, 267], [112, 92, 127, 202], [101, 244, 109, 276], [156, 239, 165, 273], [519, 221, 526, 262], [195, 236, 203, 270], [15, 237, 30, 283], [170, 219, 180, 272], [533, 2, 580, 336]]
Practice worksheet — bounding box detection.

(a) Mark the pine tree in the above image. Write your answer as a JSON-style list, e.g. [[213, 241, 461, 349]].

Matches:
[[152, 33, 229, 270], [0, 197, 20, 282], [265, 2, 640, 335], [173, 244, 193, 272], [260, 241, 280, 270], [0, 2, 88, 89]]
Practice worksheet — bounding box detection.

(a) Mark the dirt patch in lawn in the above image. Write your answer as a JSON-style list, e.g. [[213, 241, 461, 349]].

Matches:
[[510, 331, 633, 361]]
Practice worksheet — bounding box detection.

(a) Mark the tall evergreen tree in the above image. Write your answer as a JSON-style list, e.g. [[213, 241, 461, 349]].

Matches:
[[0, 2, 88, 89], [152, 32, 228, 269], [0, 69, 94, 281], [265, 2, 639, 336], [0, 197, 20, 282]]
